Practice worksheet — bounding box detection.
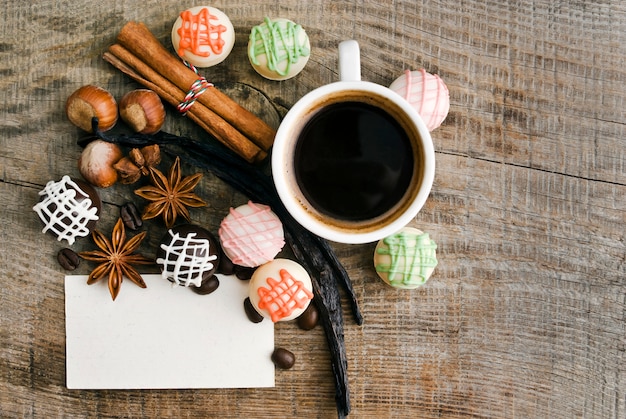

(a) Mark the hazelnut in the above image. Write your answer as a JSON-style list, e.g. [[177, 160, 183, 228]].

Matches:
[[78, 139, 123, 188], [119, 89, 165, 134], [66, 85, 118, 132]]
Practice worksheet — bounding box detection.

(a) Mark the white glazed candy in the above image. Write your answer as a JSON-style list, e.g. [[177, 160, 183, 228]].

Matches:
[[32, 176, 101, 245], [248, 17, 311, 80], [389, 69, 450, 131], [373, 227, 438, 290], [219, 201, 285, 268], [171, 6, 235, 68], [249, 259, 313, 322], [156, 225, 220, 288]]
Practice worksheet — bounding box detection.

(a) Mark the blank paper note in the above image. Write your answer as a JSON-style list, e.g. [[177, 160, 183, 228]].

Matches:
[[65, 274, 274, 389]]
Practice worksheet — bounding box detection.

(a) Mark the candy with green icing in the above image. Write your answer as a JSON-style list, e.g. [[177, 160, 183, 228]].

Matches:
[[248, 17, 310, 80], [374, 227, 438, 289]]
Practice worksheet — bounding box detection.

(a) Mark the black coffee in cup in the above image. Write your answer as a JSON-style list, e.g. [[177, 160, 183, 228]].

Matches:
[[294, 101, 415, 222]]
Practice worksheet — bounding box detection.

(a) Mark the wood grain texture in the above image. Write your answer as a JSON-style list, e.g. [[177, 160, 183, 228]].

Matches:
[[1, 0, 625, 418]]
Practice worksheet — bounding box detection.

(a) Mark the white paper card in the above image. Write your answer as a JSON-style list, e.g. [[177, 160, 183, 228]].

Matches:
[[65, 274, 274, 389]]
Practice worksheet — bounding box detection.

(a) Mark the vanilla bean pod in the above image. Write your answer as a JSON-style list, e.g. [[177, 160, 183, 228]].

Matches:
[[85, 125, 359, 417], [171, 144, 351, 416]]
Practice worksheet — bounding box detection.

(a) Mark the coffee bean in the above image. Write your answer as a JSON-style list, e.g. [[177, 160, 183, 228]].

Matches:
[[271, 348, 295, 369], [218, 253, 235, 275], [120, 202, 143, 231], [297, 302, 319, 330], [234, 265, 256, 280], [57, 248, 80, 271], [191, 275, 219, 295], [243, 297, 264, 323]]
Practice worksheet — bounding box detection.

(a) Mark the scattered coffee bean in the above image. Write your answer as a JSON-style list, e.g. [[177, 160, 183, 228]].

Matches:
[[120, 202, 143, 231], [191, 275, 219, 295], [234, 265, 256, 280], [244, 297, 264, 323], [271, 347, 295, 369], [218, 253, 235, 275], [57, 248, 80, 271], [297, 302, 319, 330]]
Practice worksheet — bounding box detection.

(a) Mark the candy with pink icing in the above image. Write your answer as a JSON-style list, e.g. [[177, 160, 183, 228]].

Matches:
[[389, 69, 450, 131], [218, 201, 285, 268], [249, 258, 313, 322]]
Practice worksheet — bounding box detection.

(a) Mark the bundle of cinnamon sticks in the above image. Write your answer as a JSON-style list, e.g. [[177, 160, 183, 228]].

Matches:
[[103, 21, 275, 163]]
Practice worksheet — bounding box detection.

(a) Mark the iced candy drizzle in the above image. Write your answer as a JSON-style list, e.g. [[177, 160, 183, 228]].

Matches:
[[249, 17, 310, 76], [376, 231, 438, 287], [177, 7, 227, 57], [32, 176, 99, 245], [157, 229, 217, 287], [401, 69, 449, 131], [220, 201, 284, 266], [257, 268, 313, 322]]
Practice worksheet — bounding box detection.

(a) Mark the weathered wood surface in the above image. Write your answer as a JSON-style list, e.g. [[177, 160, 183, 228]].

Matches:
[[1, 0, 625, 418]]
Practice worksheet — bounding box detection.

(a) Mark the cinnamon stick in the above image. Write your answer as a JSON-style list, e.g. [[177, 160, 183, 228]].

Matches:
[[103, 46, 266, 163], [115, 21, 275, 152]]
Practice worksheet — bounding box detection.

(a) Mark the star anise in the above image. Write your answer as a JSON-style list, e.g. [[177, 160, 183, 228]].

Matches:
[[134, 156, 207, 228], [79, 217, 153, 301]]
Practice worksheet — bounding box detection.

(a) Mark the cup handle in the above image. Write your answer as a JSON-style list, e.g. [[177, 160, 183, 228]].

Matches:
[[339, 40, 361, 82]]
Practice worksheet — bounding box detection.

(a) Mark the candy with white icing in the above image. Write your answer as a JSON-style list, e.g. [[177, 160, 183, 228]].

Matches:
[[219, 201, 285, 268], [389, 69, 450, 131], [171, 6, 235, 68], [248, 17, 310, 80], [249, 259, 313, 322], [33, 176, 101, 245], [156, 224, 221, 292], [373, 227, 438, 289]]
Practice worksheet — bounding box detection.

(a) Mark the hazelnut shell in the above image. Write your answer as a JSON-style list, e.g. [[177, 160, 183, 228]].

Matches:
[[119, 89, 165, 134], [66, 85, 118, 132], [78, 139, 123, 188]]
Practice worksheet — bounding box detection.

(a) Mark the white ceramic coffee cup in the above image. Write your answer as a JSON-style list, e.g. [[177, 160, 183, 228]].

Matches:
[[272, 40, 435, 244]]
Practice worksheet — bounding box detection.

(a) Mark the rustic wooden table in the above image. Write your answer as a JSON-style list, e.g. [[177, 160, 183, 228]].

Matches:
[[2, 1, 625, 418]]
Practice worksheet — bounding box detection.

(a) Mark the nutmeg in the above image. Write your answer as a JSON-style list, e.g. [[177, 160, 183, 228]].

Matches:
[[119, 89, 165, 134], [78, 139, 123, 188], [66, 85, 118, 132]]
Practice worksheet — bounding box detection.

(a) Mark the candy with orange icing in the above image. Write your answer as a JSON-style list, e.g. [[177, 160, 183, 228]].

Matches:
[[248, 259, 313, 322], [389, 69, 450, 131], [171, 6, 235, 68]]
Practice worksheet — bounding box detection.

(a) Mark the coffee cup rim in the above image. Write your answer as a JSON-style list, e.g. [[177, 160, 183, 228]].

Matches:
[[272, 81, 435, 244]]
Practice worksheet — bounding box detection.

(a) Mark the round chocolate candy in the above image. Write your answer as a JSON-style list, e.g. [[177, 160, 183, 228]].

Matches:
[[373, 227, 438, 289], [388, 69, 450, 131], [33, 175, 101, 245], [248, 259, 313, 323], [171, 6, 235, 68], [248, 17, 310, 80], [218, 201, 285, 268], [156, 224, 221, 292]]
